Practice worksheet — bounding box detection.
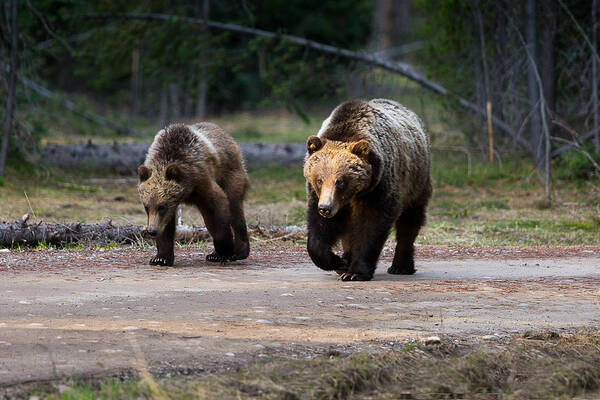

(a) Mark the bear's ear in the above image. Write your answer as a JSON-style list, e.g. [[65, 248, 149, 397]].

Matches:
[[349, 140, 370, 159], [165, 162, 183, 182], [138, 165, 151, 182], [306, 136, 324, 155]]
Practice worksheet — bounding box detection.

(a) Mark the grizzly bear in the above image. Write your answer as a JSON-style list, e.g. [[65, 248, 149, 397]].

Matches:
[[303, 99, 432, 281], [138, 123, 250, 266]]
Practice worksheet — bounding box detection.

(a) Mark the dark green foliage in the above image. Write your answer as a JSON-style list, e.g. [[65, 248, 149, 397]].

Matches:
[[554, 147, 600, 181], [26, 0, 373, 117]]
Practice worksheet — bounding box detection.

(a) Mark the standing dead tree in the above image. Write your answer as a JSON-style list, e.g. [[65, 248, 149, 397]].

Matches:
[[85, 12, 530, 151], [0, 0, 18, 178]]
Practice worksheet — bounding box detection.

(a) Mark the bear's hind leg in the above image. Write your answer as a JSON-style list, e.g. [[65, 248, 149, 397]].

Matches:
[[226, 173, 250, 261], [229, 199, 250, 261], [150, 217, 176, 266], [196, 185, 235, 263], [388, 204, 426, 275]]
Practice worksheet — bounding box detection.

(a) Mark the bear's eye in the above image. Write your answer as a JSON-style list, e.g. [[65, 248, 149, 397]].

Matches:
[[157, 205, 166, 213], [335, 179, 345, 189], [316, 178, 323, 188]]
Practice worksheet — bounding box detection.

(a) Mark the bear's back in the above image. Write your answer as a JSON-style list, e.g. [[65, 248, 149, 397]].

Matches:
[[146, 123, 240, 170]]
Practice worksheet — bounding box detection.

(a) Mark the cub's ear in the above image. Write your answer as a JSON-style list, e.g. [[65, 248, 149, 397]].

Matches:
[[349, 140, 370, 159], [165, 162, 183, 182], [306, 136, 324, 155], [138, 165, 151, 182]]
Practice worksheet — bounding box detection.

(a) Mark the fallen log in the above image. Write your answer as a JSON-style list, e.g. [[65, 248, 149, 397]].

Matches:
[[41, 141, 307, 174], [0, 217, 306, 248]]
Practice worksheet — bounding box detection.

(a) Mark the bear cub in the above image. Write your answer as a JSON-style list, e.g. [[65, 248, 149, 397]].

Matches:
[[303, 99, 432, 281], [138, 123, 250, 266]]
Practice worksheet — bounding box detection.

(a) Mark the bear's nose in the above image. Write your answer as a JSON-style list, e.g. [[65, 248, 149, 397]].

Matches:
[[146, 228, 157, 237], [318, 204, 332, 217]]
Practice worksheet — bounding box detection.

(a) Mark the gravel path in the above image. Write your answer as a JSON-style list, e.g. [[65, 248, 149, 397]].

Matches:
[[0, 245, 599, 386]]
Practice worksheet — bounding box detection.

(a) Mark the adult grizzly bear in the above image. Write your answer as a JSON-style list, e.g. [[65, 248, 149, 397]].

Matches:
[[303, 99, 431, 281], [138, 123, 250, 266]]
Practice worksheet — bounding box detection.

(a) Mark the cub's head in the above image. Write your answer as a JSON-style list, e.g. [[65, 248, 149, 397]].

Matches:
[[137, 163, 186, 236], [303, 136, 373, 218]]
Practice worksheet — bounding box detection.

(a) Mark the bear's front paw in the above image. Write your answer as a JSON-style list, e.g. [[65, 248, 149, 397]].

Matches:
[[206, 252, 229, 263], [387, 263, 416, 275], [338, 272, 372, 281], [150, 256, 173, 266]]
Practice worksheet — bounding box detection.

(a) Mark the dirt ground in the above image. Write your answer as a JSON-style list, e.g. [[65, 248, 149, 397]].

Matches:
[[0, 244, 599, 389]]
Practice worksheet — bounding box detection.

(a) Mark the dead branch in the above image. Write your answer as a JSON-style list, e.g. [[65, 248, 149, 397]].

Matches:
[[0, 62, 132, 135], [84, 12, 530, 151], [551, 128, 599, 157], [551, 136, 600, 174]]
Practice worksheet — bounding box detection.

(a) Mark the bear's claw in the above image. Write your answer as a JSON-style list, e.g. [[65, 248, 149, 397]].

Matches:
[[149, 256, 172, 266], [206, 252, 229, 263], [338, 272, 370, 281]]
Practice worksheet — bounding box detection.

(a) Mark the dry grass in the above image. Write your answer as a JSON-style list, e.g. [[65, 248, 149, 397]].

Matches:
[[25, 332, 600, 399]]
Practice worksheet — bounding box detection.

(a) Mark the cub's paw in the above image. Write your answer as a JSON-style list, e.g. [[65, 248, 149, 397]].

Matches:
[[150, 256, 173, 266], [339, 272, 372, 281], [387, 264, 416, 275], [230, 246, 250, 261], [206, 252, 229, 263]]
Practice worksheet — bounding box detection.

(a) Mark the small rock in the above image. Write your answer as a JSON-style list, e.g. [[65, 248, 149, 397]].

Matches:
[[423, 336, 441, 345], [481, 335, 497, 341], [54, 384, 71, 393], [348, 304, 368, 309], [225, 352, 235, 357], [0, 248, 9, 253]]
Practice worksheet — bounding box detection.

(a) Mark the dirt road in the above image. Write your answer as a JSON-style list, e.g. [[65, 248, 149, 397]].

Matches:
[[0, 245, 599, 387]]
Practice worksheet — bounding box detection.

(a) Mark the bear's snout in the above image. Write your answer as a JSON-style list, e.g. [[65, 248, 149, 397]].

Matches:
[[318, 204, 333, 218], [145, 227, 158, 237]]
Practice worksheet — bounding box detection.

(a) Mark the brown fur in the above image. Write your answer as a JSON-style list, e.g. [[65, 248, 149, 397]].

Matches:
[[304, 99, 432, 281], [138, 123, 249, 266]]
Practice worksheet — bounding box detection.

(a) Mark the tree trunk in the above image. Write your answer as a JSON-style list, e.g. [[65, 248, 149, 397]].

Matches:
[[159, 87, 168, 127], [196, 0, 209, 119], [477, 7, 494, 163], [0, 0, 18, 178], [526, 0, 542, 167], [374, 0, 393, 59], [593, 0, 599, 152], [168, 83, 181, 122], [540, 0, 557, 129], [131, 48, 142, 115]]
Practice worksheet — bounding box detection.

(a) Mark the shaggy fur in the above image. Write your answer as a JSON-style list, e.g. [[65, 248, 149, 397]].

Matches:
[[138, 123, 249, 266], [304, 99, 432, 281]]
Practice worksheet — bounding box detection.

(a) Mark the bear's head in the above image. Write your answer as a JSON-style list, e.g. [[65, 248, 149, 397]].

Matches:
[[137, 163, 186, 236], [303, 136, 374, 218]]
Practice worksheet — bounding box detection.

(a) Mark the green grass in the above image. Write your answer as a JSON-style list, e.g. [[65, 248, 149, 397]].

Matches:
[[25, 332, 600, 400], [1, 155, 599, 246]]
